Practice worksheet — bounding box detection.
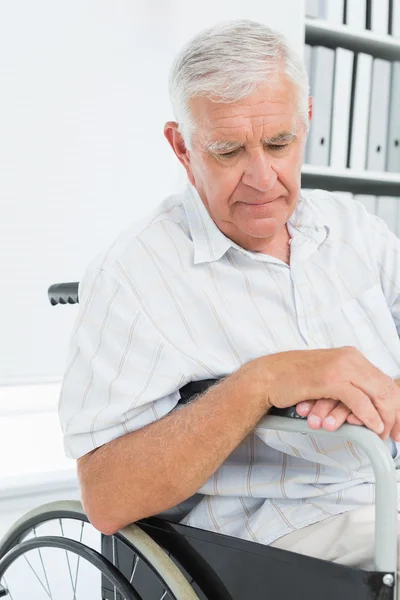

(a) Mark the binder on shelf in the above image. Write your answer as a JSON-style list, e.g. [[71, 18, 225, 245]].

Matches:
[[354, 194, 377, 215], [330, 48, 354, 168], [305, 0, 320, 18], [307, 46, 335, 166], [349, 53, 373, 170], [387, 62, 400, 173], [319, 0, 345, 24], [369, 0, 390, 35], [366, 59, 391, 172], [375, 196, 399, 235], [346, 0, 367, 30]]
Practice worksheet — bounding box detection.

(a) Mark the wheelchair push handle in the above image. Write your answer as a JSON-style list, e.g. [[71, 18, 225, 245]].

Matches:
[[48, 282, 79, 306]]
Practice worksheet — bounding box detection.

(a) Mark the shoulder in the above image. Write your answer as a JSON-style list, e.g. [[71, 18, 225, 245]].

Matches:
[[300, 188, 375, 234], [83, 188, 190, 278], [301, 188, 361, 218]]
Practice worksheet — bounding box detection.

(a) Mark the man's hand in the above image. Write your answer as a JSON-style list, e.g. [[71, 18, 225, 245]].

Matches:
[[257, 346, 400, 441], [296, 379, 400, 436]]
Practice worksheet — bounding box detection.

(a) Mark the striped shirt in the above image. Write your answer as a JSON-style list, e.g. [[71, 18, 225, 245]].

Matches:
[[59, 182, 400, 545]]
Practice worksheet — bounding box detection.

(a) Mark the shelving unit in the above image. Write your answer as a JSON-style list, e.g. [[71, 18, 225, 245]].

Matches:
[[302, 16, 400, 199], [305, 18, 400, 61], [301, 164, 400, 196]]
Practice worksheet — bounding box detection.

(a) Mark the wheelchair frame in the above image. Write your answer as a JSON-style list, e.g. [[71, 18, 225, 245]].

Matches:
[[0, 280, 396, 600]]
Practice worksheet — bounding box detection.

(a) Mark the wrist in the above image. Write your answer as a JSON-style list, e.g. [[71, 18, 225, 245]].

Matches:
[[241, 357, 274, 413]]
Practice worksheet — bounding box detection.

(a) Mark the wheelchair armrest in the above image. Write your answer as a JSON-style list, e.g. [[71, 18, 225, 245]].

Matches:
[[259, 415, 398, 574], [178, 380, 397, 572]]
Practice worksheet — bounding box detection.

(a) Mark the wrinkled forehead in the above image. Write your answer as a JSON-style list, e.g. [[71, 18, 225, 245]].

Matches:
[[189, 79, 301, 145]]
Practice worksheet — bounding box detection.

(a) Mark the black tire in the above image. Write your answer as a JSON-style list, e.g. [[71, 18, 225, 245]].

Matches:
[[0, 501, 200, 600], [0, 535, 140, 600]]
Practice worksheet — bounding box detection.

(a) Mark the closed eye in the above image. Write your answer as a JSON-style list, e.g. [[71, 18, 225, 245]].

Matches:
[[218, 142, 290, 158], [219, 149, 241, 158], [268, 144, 289, 151]]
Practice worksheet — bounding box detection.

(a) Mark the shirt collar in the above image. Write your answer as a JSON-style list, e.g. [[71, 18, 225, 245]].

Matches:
[[183, 183, 328, 265], [183, 183, 233, 264]]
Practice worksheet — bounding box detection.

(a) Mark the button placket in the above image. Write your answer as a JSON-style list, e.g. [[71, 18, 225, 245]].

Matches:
[[291, 268, 323, 346]]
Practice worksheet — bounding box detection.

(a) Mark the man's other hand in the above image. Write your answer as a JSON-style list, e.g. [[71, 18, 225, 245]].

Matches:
[[258, 347, 400, 441], [296, 399, 363, 430], [296, 377, 400, 436]]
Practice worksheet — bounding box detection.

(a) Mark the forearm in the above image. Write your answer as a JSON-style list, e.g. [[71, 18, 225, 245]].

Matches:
[[78, 361, 269, 535]]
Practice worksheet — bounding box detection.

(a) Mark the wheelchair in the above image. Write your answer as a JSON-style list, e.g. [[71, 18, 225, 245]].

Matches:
[[0, 282, 397, 599]]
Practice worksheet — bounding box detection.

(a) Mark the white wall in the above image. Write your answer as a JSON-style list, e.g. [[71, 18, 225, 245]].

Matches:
[[0, 383, 79, 537], [0, 0, 305, 386]]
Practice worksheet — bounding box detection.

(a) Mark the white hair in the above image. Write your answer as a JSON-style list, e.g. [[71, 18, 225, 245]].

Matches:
[[168, 19, 310, 150]]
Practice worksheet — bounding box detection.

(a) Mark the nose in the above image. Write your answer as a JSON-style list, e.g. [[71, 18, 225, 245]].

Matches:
[[241, 150, 277, 192]]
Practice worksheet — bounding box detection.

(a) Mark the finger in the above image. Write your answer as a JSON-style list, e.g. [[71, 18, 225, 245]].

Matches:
[[353, 372, 397, 440], [385, 382, 400, 441], [346, 413, 363, 426], [378, 381, 398, 440], [390, 409, 400, 442], [321, 403, 352, 432], [371, 392, 395, 441], [307, 399, 339, 430], [336, 384, 384, 436], [296, 401, 315, 417]]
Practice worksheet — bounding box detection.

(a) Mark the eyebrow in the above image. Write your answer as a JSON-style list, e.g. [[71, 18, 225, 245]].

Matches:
[[205, 132, 296, 154]]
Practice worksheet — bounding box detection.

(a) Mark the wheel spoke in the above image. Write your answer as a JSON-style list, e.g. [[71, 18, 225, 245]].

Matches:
[[23, 554, 52, 599], [2, 578, 14, 600], [59, 519, 77, 600], [129, 554, 139, 584], [38, 547, 54, 600], [29, 526, 53, 598], [112, 537, 117, 600], [32, 527, 53, 598], [72, 521, 84, 594]]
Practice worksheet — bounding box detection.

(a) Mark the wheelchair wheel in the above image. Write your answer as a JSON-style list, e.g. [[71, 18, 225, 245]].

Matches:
[[0, 500, 200, 600], [0, 536, 139, 599]]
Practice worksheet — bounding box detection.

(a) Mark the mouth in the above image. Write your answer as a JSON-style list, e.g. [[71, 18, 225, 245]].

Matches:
[[240, 197, 279, 205], [236, 199, 281, 216]]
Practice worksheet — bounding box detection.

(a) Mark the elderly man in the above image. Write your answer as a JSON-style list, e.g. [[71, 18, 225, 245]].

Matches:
[[59, 19, 400, 574]]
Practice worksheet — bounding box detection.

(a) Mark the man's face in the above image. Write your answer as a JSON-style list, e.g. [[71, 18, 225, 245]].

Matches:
[[167, 78, 310, 253]]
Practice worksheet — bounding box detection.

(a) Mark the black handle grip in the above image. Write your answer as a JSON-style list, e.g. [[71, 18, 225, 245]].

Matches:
[[268, 405, 306, 419], [48, 282, 79, 306], [179, 379, 307, 419]]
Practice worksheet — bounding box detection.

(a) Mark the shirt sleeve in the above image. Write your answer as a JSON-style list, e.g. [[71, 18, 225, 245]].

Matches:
[[355, 199, 400, 335], [58, 265, 187, 460]]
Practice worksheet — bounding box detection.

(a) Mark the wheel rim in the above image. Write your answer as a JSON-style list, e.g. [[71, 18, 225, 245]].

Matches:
[[0, 536, 140, 600], [0, 506, 200, 600]]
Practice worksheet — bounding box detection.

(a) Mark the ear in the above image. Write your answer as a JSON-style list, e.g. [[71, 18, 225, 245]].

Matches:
[[164, 122, 195, 186], [308, 96, 313, 122]]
